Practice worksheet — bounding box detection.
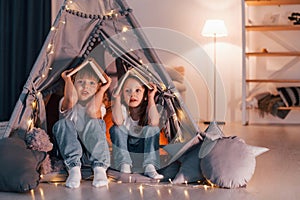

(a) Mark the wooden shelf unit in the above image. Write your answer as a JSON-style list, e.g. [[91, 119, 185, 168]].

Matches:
[[241, 0, 300, 125], [246, 52, 300, 56], [278, 106, 300, 110], [246, 25, 300, 31], [246, 79, 300, 83], [245, 0, 300, 6]]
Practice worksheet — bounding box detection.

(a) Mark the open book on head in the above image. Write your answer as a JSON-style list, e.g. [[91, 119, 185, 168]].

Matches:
[[67, 57, 108, 84], [113, 68, 153, 96]]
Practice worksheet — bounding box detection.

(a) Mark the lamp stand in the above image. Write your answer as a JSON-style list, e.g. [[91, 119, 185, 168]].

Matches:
[[204, 34, 225, 126]]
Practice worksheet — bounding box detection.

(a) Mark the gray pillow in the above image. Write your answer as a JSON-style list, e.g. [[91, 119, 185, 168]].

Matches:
[[200, 136, 269, 188], [172, 144, 205, 184], [0, 137, 46, 192], [277, 87, 300, 107]]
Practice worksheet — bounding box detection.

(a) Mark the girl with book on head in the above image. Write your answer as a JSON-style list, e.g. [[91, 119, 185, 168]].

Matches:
[[110, 74, 164, 179], [52, 64, 112, 188]]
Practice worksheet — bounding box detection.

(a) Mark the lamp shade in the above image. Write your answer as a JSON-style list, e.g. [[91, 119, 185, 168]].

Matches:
[[202, 19, 228, 37]]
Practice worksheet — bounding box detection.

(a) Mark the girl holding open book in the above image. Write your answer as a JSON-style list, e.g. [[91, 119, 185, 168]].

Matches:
[[110, 74, 164, 179]]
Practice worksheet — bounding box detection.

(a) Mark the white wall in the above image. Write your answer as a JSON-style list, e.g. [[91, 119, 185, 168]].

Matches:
[[129, 0, 243, 123]]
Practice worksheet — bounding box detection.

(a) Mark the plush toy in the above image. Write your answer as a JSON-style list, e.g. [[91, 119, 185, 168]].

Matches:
[[25, 127, 53, 175]]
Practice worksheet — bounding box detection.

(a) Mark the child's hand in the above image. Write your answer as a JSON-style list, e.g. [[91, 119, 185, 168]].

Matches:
[[148, 82, 157, 100], [61, 69, 74, 81], [99, 76, 112, 93], [111, 83, 121, 99]]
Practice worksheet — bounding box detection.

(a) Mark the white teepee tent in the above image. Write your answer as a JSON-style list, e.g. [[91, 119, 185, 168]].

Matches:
[[4, 0, 202, 170]]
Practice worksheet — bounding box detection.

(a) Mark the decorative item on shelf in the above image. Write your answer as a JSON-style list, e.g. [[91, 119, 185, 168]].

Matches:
[[201, 19, 228, 126], [288, 12, 300, 25]]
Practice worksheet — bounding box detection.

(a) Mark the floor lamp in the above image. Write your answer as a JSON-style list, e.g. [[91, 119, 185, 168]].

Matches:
[[202, 19, 227, 126]]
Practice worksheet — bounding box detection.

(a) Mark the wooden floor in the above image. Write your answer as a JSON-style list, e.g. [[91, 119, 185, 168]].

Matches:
[[0, 122, 300, 200]]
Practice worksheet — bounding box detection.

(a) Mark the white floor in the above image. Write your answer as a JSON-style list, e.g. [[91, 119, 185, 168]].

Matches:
[[1, 122, 300, 200]]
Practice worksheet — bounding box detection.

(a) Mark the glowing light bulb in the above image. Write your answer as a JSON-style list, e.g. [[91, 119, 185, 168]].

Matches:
[[27, 119, 33, 129], [47, 43, 52, 49], [122, 26, 129, 32], [204, 185, 208, 190], [32, 101, 37, 109]]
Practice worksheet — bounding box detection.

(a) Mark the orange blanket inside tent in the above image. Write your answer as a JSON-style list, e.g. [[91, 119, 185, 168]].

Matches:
[[104, 106, 169, 148]]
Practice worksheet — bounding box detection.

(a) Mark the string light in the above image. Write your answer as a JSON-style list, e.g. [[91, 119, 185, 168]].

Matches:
[[32, 101, 37, 110], [122, 26, 129, 32], [121, 36, 126, 41], [107, 10, 114, 16], [47, 43, 53, 50], [27, 118, 33, 131], [184, 180, 188, 186]]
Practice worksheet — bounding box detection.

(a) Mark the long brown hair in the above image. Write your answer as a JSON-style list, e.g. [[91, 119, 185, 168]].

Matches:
[[121, 76, 149, 126]]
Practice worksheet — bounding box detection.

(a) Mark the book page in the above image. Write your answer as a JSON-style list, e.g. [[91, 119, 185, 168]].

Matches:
[[113, 68, 153, 96], [67, 57, 108, 84]]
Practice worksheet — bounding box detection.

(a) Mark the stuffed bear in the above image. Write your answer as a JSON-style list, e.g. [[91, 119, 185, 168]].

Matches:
[[25, 127, 53, 175]]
